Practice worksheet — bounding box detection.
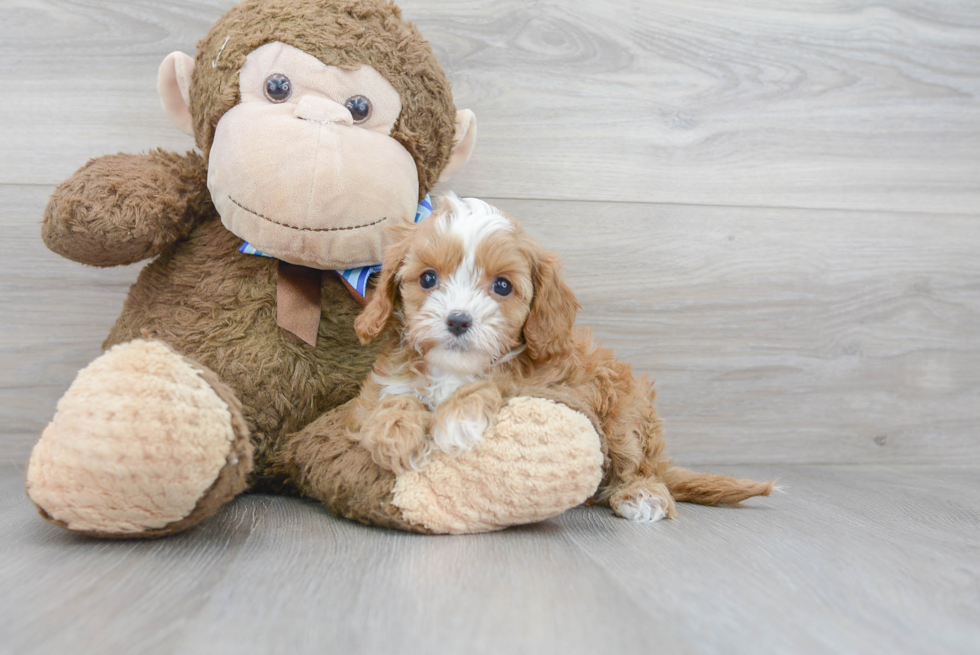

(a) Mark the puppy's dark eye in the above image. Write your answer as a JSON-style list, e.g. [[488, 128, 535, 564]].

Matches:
[[345, 95, 372, 123], [420, 270, 438, 290], [492, 277, 513, 297], [264, 74, 292, 103]]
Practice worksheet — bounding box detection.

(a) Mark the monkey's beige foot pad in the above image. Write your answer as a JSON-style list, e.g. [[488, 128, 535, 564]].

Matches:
[[26, 340, 252, 538], [392, 397, 604, 534]]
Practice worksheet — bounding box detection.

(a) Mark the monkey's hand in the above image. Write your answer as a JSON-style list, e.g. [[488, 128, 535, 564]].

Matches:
[[391, 396, 604, 534], [42, 150, 211, 267], [357, 394, 432, 475]]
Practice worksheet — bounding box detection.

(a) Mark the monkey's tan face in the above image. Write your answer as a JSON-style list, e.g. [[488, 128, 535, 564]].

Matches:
[[208, 42, 420, 269]]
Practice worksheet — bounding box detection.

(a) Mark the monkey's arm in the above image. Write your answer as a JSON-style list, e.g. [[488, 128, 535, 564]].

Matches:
[[42, 150, 211, 267]]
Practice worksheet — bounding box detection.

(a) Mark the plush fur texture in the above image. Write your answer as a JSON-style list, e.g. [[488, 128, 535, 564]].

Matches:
[[355, 195, 775, 521], [278, 393, 603, 534], [392, 396, 604, 534], [38, 0, 445, 494], [28, 0, 604, 537], [100, 207, 381, 485], [26, 340, 252, 537], [192, 0, 457, 201], [42, 150, 212, 267]]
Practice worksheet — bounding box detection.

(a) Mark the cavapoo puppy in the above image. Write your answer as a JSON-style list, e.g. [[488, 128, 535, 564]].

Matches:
[[349, 193, 774, 521]]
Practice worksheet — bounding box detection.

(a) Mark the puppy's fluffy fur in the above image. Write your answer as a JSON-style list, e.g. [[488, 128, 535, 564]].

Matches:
[[349, 193, 773, 521]]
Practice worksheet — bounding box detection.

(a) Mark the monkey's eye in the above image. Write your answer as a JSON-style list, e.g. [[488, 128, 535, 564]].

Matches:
[[419, 270, 438, 290], [264, 74, 292, 103], [492, 277, 513, 297], [345, 95, 372, 124]]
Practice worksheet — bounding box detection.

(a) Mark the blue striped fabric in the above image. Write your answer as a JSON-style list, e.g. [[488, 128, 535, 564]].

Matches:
[[338, 262, 382, 295], [238, 241, 273, 257], [239, 194, 434, 298]]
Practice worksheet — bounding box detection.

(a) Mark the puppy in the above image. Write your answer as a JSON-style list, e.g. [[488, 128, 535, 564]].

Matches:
[[349, 193, 774, 521]]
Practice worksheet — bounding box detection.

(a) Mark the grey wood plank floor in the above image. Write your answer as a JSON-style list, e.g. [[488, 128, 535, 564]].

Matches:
[[2, 462, 978, 655], [2, 0, 979, 653]]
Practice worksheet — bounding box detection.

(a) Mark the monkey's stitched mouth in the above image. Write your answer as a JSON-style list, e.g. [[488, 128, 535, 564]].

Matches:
[[228, 196, 388, 232]]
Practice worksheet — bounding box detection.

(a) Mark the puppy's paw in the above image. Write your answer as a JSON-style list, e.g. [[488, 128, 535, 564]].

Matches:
[[610, 485, 676, 522], [431, 412, 489, 454], [360, 399, 431, 474], [431, 385, 500, 454]]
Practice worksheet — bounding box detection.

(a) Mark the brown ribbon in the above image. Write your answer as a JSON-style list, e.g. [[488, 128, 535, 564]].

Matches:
[[276, 263, 373, 346], [276, 262, 323, 347]]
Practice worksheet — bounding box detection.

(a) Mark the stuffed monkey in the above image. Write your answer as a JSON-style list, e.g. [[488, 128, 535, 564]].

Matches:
[[25, 0, 604, 537]]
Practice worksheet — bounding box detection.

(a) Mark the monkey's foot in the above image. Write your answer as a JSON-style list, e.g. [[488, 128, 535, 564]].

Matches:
[[26, 340, 252, 538], [391, 397, 604, 534]]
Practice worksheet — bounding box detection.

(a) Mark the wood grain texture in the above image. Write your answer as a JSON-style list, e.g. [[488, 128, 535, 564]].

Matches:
[[483, 197, 980, 466], [555, 464, 980, 655], [3, 2, 978, 653], [1, 0, 978, 212], [0, 185, 139, 463], [0, 462, 268, 655], [0, 0, 221, 184], [2, 462, 978, 655], [170, 498, 675, 655], [4, 185, 977, 465]]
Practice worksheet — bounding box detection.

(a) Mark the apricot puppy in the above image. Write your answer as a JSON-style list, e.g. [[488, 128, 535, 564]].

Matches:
[[349, 193, 774, 521]]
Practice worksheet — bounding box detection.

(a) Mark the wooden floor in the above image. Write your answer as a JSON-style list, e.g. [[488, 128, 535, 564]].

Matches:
[[1, 462, 978, 655], [1, 0, 979, 653]]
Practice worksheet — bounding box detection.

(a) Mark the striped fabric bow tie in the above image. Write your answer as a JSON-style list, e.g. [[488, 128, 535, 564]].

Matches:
[[239, 194, 433, 298]]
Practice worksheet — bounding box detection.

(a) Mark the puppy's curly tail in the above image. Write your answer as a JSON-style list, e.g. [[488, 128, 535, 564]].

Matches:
[[663, 466, 775, 506]]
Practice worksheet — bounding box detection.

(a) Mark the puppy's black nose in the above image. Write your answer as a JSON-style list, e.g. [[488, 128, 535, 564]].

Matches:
[[446, 312, 472, 336]]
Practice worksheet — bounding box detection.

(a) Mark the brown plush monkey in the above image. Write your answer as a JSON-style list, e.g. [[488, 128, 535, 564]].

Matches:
[[25, 0, 604, 537]]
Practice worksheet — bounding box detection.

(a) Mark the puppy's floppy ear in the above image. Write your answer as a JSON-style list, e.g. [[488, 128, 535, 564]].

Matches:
[[355, 224, 415, 345], [523, 246, 580, 360]]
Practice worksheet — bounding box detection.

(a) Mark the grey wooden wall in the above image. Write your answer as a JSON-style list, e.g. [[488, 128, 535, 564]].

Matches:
[[1, 0, 978, 466]]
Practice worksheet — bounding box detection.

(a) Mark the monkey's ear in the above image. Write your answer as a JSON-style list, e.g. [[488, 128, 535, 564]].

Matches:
[[437, 109, 478, 183], [158, 52, 196, 136]]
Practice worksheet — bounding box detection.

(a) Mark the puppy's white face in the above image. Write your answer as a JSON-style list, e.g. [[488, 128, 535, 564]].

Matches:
[[395, 196, 534, 375]]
